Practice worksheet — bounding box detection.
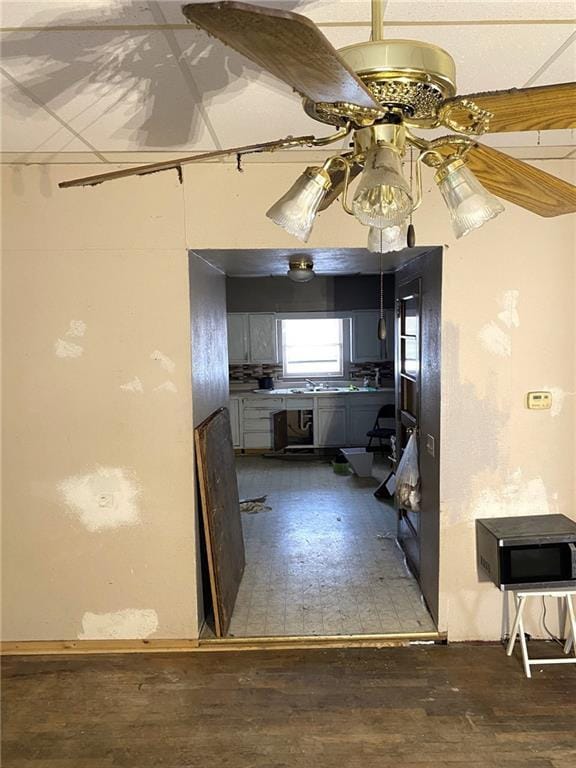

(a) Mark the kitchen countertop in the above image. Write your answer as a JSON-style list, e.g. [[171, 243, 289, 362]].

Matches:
[[230, 387, 394, 398]]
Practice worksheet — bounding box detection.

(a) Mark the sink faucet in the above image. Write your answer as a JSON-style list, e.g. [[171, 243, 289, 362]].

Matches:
[[305, 379, 316, 389]]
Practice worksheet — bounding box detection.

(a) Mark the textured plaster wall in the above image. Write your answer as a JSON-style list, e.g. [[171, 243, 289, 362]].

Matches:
[[2, 157, 574, 642], [2, 165, 198, 641], [183, 158, 575, 642]]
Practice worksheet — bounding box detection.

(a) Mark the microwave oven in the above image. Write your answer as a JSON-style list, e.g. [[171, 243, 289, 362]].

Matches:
[[476, 514, 576, 590]]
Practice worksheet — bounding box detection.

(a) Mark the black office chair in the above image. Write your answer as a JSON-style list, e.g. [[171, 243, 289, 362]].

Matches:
[[366, 404, 396, 452]]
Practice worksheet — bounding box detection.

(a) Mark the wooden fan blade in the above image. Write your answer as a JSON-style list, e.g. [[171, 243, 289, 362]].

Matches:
[[465, 143, 576, 217], [319, 161, 362, 211], [182, 1, 382, 110], [58, 134, 316, 189], [442, 82, 576, 133]]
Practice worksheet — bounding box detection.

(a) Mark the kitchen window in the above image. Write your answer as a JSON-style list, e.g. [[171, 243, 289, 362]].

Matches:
[[281, 318, 345, 378]]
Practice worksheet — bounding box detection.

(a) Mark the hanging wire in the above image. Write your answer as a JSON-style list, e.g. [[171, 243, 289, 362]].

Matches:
[[541, 596, 564, 647]]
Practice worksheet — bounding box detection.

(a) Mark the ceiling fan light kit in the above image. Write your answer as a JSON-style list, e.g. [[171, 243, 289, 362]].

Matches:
[[368, 222, 408, 254], [266, 166, 331, 242], [435, 158, 505, 239], [287, 259, 315, 283], [59, 1, 576, 253]]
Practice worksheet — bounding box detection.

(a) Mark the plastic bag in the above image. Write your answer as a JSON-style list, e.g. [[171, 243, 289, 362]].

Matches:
[[395, 433, 421, 512]]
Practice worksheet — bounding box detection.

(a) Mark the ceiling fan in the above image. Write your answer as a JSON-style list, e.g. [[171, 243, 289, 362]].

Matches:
[[60, 0, 576, 250]]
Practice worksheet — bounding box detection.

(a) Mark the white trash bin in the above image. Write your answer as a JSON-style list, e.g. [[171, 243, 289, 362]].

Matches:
[[339, 448, 374, 478]]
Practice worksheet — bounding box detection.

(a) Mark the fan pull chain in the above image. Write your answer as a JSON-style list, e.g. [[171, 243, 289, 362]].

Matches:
[[407, 146, 416, 248], [378, 252, 387, 341]]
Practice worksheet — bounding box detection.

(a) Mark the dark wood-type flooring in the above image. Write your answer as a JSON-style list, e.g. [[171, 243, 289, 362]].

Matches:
[[2, 643, 575, 767]]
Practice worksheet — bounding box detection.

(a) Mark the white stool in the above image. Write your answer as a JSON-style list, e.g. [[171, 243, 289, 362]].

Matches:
[[506, 588, 576, 678]]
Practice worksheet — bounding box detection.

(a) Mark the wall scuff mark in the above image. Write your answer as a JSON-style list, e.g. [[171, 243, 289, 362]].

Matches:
[[478, 322, 511, 357], [59, 467, 142, 532], [472, 468, 553, 519], [120, 377, 144, 393], [151, 350, 175, 373], [154, 381, 177, 393], [497, 290, 520, 329], [78, 608, 158, 640], [54, 338, 83, 358], [66, 320, 87, 337], [479, 290, 519, 357]]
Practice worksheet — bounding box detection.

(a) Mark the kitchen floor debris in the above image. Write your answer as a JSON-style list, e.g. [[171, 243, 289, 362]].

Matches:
[[227, 456, 435, 637]]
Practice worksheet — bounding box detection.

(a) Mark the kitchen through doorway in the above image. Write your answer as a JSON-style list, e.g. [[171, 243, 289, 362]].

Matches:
[[192, 247, 442, 640]]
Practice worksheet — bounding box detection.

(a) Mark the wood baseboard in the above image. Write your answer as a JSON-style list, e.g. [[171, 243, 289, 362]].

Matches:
[[197, 631, 445, 652], [2, 632, 446, 656], [0, 638, 200, 656]]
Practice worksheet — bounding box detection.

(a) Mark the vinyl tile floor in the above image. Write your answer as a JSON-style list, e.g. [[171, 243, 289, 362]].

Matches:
[[228, 455, 436, 638]]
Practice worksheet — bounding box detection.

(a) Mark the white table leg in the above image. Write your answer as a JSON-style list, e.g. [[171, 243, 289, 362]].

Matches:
[[516, 601, 531, 678], [564, 594, 576, 657], [506, 593, 525, 657]]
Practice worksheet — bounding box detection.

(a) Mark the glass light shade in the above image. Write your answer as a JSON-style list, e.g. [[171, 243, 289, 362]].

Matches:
[[436, 159, 504, 238], [287, 261, 315, 282], [367, 222, 408, 253], [266, 167, 330, 243], [352, 145, 413, 228]]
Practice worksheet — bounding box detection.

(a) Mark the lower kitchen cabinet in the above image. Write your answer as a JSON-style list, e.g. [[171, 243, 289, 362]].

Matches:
[[229, 397, 241, 448], [347, 406, 378, 446], [315, 406, 347, 447], [231, 391, 394, 450]]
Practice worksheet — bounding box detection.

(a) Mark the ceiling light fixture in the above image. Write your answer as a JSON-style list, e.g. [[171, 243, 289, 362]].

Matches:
[[367, 222, 408, 254], [287, 258, 315, 282], [59, 2, 576, 240], [266, 166, 331, 242], [434, 158, 505, 238]]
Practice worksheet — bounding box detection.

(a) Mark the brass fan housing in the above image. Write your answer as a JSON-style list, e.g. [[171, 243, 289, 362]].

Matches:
[[304, 39, 457, 128]]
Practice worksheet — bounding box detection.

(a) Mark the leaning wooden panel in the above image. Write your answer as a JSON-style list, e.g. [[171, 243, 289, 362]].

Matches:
[[195, 407, 245, 637]]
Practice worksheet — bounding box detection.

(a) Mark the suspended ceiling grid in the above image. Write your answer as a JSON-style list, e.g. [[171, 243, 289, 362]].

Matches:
[[1, 1, 575, 163]]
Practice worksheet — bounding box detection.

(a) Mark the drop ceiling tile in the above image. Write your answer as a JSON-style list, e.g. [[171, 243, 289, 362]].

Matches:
[[0, 71, 88, 152], [527, 36, 576, 84], [383, 1, 575, 23], [323, 23, 573, 94], [174, 30, 322, 147], [0, 1, 155, 28], [0, 29, 219, 151]]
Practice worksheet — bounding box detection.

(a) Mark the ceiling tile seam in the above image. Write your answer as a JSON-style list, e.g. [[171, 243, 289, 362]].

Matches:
[[0, 65, 108, 161], [148, 2, 222, 151], [522, 30, 576, 86], [2, 20, 575, 32]]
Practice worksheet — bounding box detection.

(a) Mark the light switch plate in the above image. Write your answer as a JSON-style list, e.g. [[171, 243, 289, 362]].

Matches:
[[526, 391, 552, 410]]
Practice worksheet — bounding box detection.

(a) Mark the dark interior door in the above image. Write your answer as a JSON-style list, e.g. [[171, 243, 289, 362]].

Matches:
[[396, 278, 422, 575], [395, 249, 442, 624]]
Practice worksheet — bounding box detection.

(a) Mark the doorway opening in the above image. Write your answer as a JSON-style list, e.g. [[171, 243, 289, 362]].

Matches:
[[190, 246, 442, 643]]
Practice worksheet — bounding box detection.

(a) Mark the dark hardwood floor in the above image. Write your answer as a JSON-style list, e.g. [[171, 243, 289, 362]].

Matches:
[[2, 643, 575, 767]]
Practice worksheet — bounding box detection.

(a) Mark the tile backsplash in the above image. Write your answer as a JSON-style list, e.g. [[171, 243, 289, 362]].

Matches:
[[229, 363, 283, 383], [229, 360, 393, 384]]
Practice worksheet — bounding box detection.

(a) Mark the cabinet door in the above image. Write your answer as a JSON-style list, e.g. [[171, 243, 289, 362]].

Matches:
[[229, 398, 241, 448], [351, 311, 383, 362], [383, 309, 396, 361], [227, 314, 249, 364], [348, 406, 379, 446], [248, 314, 278, 363], [316, 407, 347, 446]]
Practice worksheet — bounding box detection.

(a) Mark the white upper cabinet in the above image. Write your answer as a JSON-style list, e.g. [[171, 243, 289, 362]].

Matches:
[[227, 314, 249, 363], [351, 311, 382, 362], [351, 310, 395, 362], [227, 313, 278, 364], [248, 314, 278, 363], [383, 309, 395, 361]]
